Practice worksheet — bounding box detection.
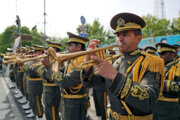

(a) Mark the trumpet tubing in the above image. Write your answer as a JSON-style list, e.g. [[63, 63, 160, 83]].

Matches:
[[49, 45, 121, 69], [79, 54, 121, 69], [3, 54, 47, 64], [54, 45, 121, 62]]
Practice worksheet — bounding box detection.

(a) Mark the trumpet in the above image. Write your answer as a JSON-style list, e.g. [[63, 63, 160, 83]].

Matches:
[[2, 50, 64, 64], [3, 54, 45, 64], [49, 45, 121, 70]]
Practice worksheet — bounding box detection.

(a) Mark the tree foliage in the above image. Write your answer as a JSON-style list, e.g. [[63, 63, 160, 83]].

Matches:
[[142, 13, 180, 38], [0, 25, 45, 53]]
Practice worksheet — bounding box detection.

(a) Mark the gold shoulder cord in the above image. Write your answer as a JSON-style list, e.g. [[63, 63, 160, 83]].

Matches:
[[165, 62, 180, 81], [120, 55, 144, 118], [121, 53, 164, 118], [66, 56, 85, 94]]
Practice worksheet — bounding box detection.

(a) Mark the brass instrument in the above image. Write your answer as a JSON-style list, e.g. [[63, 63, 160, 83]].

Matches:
[[2, 49, 61, 64], [3, 54, 46, 64], [49, 45, 121, 71], [3, 45, 121, 70]]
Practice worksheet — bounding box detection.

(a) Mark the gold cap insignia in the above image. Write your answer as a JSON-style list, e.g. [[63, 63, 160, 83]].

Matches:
[[117, 18, 125, 27]]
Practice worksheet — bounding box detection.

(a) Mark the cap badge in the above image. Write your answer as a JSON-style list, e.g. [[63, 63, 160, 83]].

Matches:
[[117, 18, 125, 27]]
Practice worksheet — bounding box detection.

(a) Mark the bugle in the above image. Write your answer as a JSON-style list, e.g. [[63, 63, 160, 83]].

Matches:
[[3, 54, 47, 64], [2, 50, 65, 64], [49, 45, 121, 70]]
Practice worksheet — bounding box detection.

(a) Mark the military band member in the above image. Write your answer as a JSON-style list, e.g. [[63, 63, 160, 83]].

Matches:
[[21, 47, 35, 97], [21, 45, 44, 118], [144, 46, 157, 55], [153, 43, 180, 120], [81, 12, 164, 120], [42, 40, 62, 120], [32, 32, 90, 120]]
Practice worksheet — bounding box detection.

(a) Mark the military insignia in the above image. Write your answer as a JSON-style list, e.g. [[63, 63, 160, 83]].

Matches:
[[117, 18, 125, 27], [120, 77, 132, 99], [130, 85, 149, 100], [51, 72, 63, 81]]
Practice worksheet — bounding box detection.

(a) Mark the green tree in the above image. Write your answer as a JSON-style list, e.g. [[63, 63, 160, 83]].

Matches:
[[142, 14, 174, 38], [170, 17, 180, 35], [0, 25, 16, 53], [0, 25, 45, 53]]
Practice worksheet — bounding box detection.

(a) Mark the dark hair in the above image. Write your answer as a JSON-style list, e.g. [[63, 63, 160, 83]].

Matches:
[[72, 42, 85, 51], [134, 29, 142, 36]]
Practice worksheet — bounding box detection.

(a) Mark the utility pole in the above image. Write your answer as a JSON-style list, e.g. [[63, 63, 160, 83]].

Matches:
[[161, 0, 166, 19], [43, 0, 47, 40], [16, 0, 18, 15], [154, 0, 166, 19]]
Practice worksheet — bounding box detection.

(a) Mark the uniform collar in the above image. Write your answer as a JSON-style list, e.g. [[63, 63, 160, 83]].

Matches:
[[123, 49, 141, 57]]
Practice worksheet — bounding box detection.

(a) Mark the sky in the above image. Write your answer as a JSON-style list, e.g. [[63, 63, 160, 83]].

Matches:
[[0, 0, 180, 38]]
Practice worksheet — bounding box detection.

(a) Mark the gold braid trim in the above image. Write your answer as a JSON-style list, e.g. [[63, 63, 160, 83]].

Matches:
[[51, 72, 63, 81], [67, 56, 85, 73], [120, 77, 132, 99], [141, 53, 164, 96], [166, 80, 171, 92], [168, 65, 176, 81], [31, 62, 42, 69], [133, 56, 144, 82], [67, 56, 85, 94], [165, 63, 180, 81], [70, 84, 83, 93], [120, 56, 143, 99], [37, 65, 45, 75], [175, 63, 180, 77]]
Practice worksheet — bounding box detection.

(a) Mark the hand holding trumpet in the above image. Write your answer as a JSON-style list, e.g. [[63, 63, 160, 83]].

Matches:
[[84, 39, 118, 81]]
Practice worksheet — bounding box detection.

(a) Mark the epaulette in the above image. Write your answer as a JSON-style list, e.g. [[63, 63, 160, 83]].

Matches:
[[71, 56, 85, 68], [140, 53, 164, 95], [67, 56, 85, 73], [141, 52, 164, 74]]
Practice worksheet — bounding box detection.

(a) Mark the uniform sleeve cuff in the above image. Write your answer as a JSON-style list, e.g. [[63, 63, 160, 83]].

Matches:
[[109, 73, 126, 97]]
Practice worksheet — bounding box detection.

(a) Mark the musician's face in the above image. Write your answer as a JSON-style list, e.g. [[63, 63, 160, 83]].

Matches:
[[66, 42, 81, 53], [159, 52, 175, 64], [116, 30, 141, 53]]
